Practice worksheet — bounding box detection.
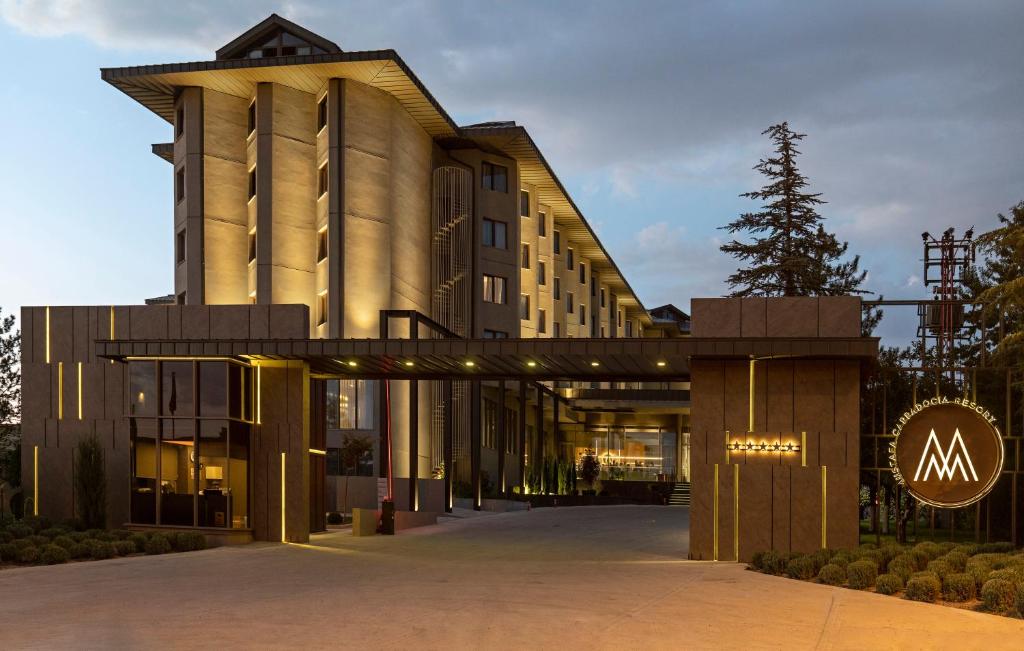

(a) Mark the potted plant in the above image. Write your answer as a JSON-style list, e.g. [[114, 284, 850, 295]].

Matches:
[[578, 449, 600, 496]]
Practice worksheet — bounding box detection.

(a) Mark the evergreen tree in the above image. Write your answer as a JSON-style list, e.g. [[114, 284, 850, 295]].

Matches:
[[75, 433, 107, 529], [972, 201, 1024, 367], [0, 308, 20, 488], [721, 122, 867, 296]]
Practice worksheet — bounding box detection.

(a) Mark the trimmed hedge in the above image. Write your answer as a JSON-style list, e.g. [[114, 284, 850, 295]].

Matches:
[[818, 563, 846, 586], [942, 573, 976, 602], [981, 579, 1016, 612], [40, 544, 70, 565], [113, 540, 137, 557], [875, 573, 904, 595], [925, 559, 953, 580], [905, 575, 941, 602], [1015, 584, 1024, 618], [144, 534, 173, 555], [887, 554, 916, 583], [941, 550, 968, 572], [847, 560, 878, 590], [786, 555, 818, 580]]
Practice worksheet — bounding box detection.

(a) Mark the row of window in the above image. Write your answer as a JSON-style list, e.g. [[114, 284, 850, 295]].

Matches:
[[482, 398, 520, 454]]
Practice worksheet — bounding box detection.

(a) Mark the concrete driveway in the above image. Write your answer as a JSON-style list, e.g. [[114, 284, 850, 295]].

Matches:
[[0, 505, 1021, 649]]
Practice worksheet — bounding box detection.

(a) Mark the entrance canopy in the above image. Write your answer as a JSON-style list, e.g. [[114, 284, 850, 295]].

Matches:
[[96, 335, 877, 381]]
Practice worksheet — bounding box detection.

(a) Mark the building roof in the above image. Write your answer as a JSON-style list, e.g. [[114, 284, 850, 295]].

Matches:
[[101, 16, 650, 322], [215, 13, 341, 60]]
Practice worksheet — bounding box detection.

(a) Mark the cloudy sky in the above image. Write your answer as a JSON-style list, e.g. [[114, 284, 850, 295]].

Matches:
[[1, 0, 1022, 342]]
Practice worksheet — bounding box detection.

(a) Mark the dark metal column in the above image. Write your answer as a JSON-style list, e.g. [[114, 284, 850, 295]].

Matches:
[[497, 379, 506, 496], [443, 380, 453, 513], [518, 381, 527, 494], [409, 314, 419, 511], [552, 391, 560, 464], [471, 380, 482, 510], [378, 313, 390, 484], [535, 384, 544, 492]]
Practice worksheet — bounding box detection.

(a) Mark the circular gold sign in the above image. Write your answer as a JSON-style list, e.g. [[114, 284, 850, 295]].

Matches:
[[889, 397, 1003, 508]]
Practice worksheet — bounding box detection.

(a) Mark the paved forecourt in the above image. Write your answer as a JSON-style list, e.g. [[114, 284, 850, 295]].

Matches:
[[0, 505, 1021, 649]]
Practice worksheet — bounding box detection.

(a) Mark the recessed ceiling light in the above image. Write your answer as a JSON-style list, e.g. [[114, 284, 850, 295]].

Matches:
[[526, 361, 537, 367], [465, 360, 475, 367], [656, 361, 666, 367], [404, 361, 415, 367], [348, 360, 358, 367], [590, 361, 600, 367]]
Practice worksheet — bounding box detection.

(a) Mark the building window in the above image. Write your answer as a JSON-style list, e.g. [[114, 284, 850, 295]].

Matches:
[[247, 101, 256, 135], [625, 319, 633, 337], [326, 379, 376, 432], [175, 230, 185, 264], [618, 310, 623, 328], [175, 166, 185, 203], [248, 230, 256, 264], [538, 211, 547, 237], [600, 326, 606, 337], [483, 329, 508, 339], [520, 294, 530, 320], [600, 288, 606, 308], [483, 274, 507, 304], [317, 95, 327, 132], [317, 227, 328, 263], [520, 190, 530, 217], [483, 399, 498, 449], [175, 107, 184, 139], [567, 248, 574, 270], [580, 305, 586, 326], [553, 322, 561, 337], [481, 161, 508, 192], [317, 292, 327, 326], [482, 218, 507, 249], [591, 276, 597, 297], [504, 407, 519, 454], [538, 308, 547, 334], [248, 167, 257, 201], [538, 261, 546, 285], [318, 163, 328, 197], [178, 291, 187, 305], [521, 243, 530, 269], [579, 262, 586, 284], [554, 277, 561, 300], [567, 292, 575, 314], [553, 230, 561, 254]]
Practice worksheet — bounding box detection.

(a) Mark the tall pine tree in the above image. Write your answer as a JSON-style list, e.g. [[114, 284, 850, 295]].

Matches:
[[970, 201, 1024, 366], [720, 122, 867, 296]]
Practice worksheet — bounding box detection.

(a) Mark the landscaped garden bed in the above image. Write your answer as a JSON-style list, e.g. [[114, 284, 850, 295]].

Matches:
[[749, 541, 1024, 618], [0, 515, 206, 569]]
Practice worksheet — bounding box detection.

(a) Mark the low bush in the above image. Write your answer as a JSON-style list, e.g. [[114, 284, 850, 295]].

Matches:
[[967, 564, 991, 592], [750, 551, 766, 571], [875, 573, 904, 595], [112, 529, 132, 540], [69, 543, 91, 560], [913, 541, 943, 562], [144, 534, 172, 555], [810, 548, 834, 570], [27, 534, 49, 547], [941, 550, 968, 572], [942, 573, 976, 602], [1016, 585, 1024, 619], [909, 548, 930, 571], [129, 533, 149, 554], [785, 555, 817, 580], [0, 543, 18, 562], [887, 554, 916, 583], [0, 531, 12, 544], [905, 575, 941, 602], [977, 542, 1015, 554], [90, 541, 116, 560], [173, 532, 206, 552], [818, 563, 846, 586], [758, 550, 788, 575], [830, 551, 854, 568], [987, 567, 1024, 586], [84, 528, 103, 539], [953, 543, 978, 557], [879, 544, 904, 568], [7, 524, 33, 539], [94, 530, 118, 542], [925, 559, 953, 580], [16, 545, 40, 564], [68, 531, 90, 543], [57, 517, 83, 532], [326, 511, 344, 525], [51, 535, 75, 550], [39, 527, 68, 539], [113, 540, 137, 557], [981, 579, 1016, 612], [847, 560, 878, 590], [40, 544, 70, 565], [857, 548, 885, 570], [12, 538, 33, 550], [23, 515, 52, 532]]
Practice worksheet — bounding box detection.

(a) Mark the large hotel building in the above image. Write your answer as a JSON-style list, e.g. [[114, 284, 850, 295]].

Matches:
[[21, 15, 875, 558]]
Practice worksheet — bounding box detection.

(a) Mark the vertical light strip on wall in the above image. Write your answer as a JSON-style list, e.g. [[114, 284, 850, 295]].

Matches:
[[733, 464, 740, 562], [77, 362, 83, 420], [109, 306, 115, 364], [748, 358, 755, 433], [256, 364, 262, 425], [33, 445, 39, 516], [713, 463, 719, 561], [280, 452, 286, 543], [821, 466, 828, 548], [57, 362, 64, 420], [801, 431, 807, 467], [45, 306, 51, 363]]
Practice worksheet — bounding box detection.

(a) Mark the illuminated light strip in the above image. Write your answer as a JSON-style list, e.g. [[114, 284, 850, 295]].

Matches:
[[727, 440, 800, 453], [713, 463, 719, 561], [733, 464, 739, 562], [77, 362, 83, 420], [109, 306, 115, 364], [57, 362, 64, 420], [33, 446, 39, 516], [801, 431, 807, 467], [748, 359, 755, 433], [821, 465, 827, 548], [309, 448, 327, 456], [256, 365, 262, 425], [281, 452, 286, 543], [45, 307, 50, 364]]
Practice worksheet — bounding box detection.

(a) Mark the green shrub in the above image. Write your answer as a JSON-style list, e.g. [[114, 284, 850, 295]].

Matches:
[[0, 543, 18, 562], [941, 550, 968, 572], [57, 517, 83, 532], [925, 559, 953, 580], [7, 524, 33, 539], [987, 567, 1024, 586], [90, 541, 115, 560], [173, 532, 206, 552], [911, 570, 940, 582], [887, 554, 916, 583], [858, 548, 885, 570], [75, 434, 108, 529], [909, 548, 930, 571], [818, 563, 846, 586], [758, 550, 788, 575], [830, 551, 854, 568], [0, 531, 12, 544], [810, 548, 834, 570], [84, 528, 103, 539], [879, 544, 904, 568], [847, 560, 878, 590], [129, 533, 149, 554], [326, 511, 344, 525], [750, 550, 767, 571], [68, 531, 89, 543], [27, 534, 48, 547], [113, 540, 136, 556], [94, 531, 118, 542], [977, 542, 1015, 554], [905, 575, 941, 602], [981, 579, 1016, 612], [1015, 584, 1024, 619], [875, 573, 904, 595], [953, 543, 978, 557], [860, 542, 878, 550], [144, 534, 172, 555], [40, 544, 70, 565], [51, 535, 75, 550], [23, 515, 52, 532], [16, 545, 40, 564], [39, 527, 68, 539], [913, 541, 942, 561], [12, 538, 33, 550], [69, 543, 91, 560], [942, 573, 976, 602], [112, 529, 132, 540], [786, 555, 818, 580], [967, 564, 991, 592]]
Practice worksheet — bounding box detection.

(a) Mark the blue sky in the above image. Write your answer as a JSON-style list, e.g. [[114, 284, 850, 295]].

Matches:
[[1, 1, 1022, 345]]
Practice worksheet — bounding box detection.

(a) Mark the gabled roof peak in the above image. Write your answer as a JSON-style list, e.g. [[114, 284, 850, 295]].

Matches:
[[216, 13, 341, 61]]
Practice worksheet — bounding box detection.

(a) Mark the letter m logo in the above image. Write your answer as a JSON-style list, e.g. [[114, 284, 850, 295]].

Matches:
[[913, 429, 979, 482]]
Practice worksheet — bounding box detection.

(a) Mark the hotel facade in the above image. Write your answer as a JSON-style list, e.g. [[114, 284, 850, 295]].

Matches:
[[21, 16, 877, 557]]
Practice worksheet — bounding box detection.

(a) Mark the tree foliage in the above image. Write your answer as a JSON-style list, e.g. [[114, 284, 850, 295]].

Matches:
[[972, 201, 1024, 368], [75, 433, 107, 529], [721, 122, 867, 297], [0, 308, 20, 488], [578, 449, 601, 487]]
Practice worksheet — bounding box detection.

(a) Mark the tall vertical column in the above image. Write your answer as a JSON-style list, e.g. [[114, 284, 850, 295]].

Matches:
[[174, 87, 204, 304], [408, 314, 419, 511], [471, 380, 482, 510], [443, 380, 454, 513], [518, 381, 527, 493], [497, 379, 506, 495], [254, 83, 274, 305], [326, 78, 345, 337], [378, 315, 391, 483], [535, 385, 544, 489]]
